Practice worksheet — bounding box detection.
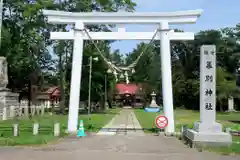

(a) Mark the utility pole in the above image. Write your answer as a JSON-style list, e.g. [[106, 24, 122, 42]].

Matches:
[[104, 74, 107, 108], [88, 56, 92, 118], [0, 0, 3, 47], [87, 56, 99, 118]]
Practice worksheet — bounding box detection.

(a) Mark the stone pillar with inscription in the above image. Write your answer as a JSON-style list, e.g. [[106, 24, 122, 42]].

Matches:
[[0, 57, 19, 119], [186, 45, 232, 146]]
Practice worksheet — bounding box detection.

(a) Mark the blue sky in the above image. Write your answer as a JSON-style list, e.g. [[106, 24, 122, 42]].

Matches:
[[110, 0, 240, 54]]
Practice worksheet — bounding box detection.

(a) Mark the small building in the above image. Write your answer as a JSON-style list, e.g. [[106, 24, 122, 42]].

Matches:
[[35, 86, 60, 107], [19, 86, 61, 108], [114, 83, 145, 108]]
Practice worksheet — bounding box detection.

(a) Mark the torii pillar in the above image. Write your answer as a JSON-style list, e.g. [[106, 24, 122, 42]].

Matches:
[[159, 22, 175, 133], [68, 21, 84, 133]]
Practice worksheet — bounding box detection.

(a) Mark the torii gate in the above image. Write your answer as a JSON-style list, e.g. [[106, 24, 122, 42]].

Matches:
[[43, 9, 202, 133]]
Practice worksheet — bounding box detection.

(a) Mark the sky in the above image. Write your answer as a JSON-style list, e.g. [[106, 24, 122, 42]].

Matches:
[[110, 0, 240, 55]]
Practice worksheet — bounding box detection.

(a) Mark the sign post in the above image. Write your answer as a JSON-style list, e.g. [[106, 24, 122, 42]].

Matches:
[[155, 115, 168, 129], [186, 45, 232, 146]]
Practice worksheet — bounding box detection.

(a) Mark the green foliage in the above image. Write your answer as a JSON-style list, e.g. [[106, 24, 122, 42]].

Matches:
[[216, 67, 239, 100], [51, 0, 137, 110], [126, 25, 240, 111], [1, 0, 55, 90], [1, 0, 137, 112]]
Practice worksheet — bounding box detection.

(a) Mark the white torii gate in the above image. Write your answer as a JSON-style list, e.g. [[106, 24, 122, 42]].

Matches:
[[43, 9, 203, 133]]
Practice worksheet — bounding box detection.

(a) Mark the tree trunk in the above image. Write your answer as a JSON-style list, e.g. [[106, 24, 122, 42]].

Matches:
[[59, 53, 65, 114], [100, 94, 105, 111], [107, 99, 112, 108], [51, 99, 54, 115], [28, 79, 32, 119], [219, 100, 224, 112]]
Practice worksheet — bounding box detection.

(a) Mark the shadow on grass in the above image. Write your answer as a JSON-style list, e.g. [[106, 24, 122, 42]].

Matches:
[[95, 127, 162, 133], [79, 111, 118, 115], [54, 108, 120, 115], [0, 131, 68, 146], [229, 120, 240, 124]]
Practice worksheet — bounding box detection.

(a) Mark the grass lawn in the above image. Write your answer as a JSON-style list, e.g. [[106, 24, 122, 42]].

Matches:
[[134, 109, 160, 133], [205, 136, 240, 155], [134, 109, 240, 155], [0, 108, 120, 146]]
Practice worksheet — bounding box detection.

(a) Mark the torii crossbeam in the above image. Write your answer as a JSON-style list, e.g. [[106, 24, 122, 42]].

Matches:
[[50, 30, 194, 40], [43, 9, 203, 134]]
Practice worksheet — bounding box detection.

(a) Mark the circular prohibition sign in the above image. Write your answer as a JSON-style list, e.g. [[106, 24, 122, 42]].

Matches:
[[155, 115, 168, 129]]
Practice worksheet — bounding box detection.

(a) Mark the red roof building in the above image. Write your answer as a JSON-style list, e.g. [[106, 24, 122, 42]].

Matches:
[[35, 86, 60, 102], [114, 83, 145, 108], [45, 86, 60, 97], [116, 83, 138, 95]]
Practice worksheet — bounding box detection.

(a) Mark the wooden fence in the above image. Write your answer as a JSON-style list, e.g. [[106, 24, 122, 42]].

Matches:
[[0, 104, 57, 121]]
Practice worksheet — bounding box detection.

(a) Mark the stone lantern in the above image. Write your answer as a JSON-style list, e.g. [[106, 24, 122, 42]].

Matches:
[[150, 91, 159, 108]]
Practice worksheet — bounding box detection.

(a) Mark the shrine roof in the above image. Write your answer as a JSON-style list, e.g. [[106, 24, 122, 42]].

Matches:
[[116, 83, 138, 95], [44, 86, 60, 97], [46, 86, 58, 93]]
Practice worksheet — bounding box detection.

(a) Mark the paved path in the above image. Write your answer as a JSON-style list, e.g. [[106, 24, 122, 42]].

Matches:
[[0, 108, 239, 160], [1, 134, 239, 160], [97, 108, 144, 136]]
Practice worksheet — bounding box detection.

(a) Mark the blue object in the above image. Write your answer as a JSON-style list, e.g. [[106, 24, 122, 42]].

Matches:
[[77, 120, 86, 137], [144, 107, 160, 112]]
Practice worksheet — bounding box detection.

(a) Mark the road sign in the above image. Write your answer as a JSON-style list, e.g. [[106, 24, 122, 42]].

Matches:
[[144, 107, 160, 112], [155, 115, 168, 129]]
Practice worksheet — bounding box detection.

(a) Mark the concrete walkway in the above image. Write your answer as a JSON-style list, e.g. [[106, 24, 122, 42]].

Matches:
[[1, 133, 239, 160], [97, 108, 144, 136]]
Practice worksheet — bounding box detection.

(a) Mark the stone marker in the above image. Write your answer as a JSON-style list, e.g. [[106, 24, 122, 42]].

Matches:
[[225, 127, 231, 133], [0, 57, 19, 116], [36, 105, 40, 115], [33, 123, 39, 135], [10, 106, 15, 118], [41, 105, 45, 115], [186, 45, 232, 146], [18, 107, 22, 116], [24, 106, 29, 117], [31, 105, 36, 116], [227, 96, 236, 112], [54, 123, 60, 136], [2, 107, 7, 120], [13, 124, 19, 136]]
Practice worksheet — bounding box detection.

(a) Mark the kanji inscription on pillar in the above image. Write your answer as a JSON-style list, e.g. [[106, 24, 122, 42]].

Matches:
[[200, 45, 216, 124]]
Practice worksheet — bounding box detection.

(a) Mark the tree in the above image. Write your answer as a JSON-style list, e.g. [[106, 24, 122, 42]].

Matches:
[[51, 0, 137, 113], [216, 67, 240, 111], [125, 26, 240, 111], [1, 0, 55, 97]]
